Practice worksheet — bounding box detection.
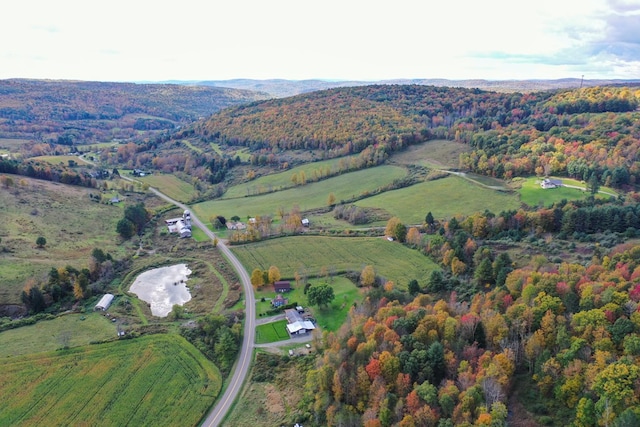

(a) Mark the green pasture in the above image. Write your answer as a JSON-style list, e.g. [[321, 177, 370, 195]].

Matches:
[[231, 235, 439, 290], [255, 319, 289, 344], [191, 165, 407, 221], [0, 334, 221, 427], [137, 174, 197, 202], [181, 139, 203, 154], [0, 178, 126, 303], [222, 155, 364, 199], [518, 177, 617, 208], [353, 174, 520, 225], [29, 155, 92, 166], [0, 313, 116, 357]]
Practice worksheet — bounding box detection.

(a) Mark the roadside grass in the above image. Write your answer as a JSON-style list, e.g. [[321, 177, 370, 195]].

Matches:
[[0, 334, 221, 427], [390, 139, 471, 169], [518, 176, 617, 208], [222, 154, 364, 199], [0, 313, 116, 357], [353, 174, 521, 225], [0, 176, 126, 303], [232, 235, 439, 290], [191, 165, 407, 221], [255, 319, 289, 344], [137, 174, 197, 202]]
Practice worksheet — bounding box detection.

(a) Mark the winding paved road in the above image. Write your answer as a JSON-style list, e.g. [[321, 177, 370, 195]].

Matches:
[[146, 188, 255, 427]]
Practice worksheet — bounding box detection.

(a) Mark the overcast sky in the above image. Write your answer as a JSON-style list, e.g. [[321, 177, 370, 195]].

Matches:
[[2, 0, 639, 82]]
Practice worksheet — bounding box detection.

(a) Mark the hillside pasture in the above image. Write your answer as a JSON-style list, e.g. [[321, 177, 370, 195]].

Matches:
[[29, 155, 92, 166], [136, 174, 197, 202], [518, 176, 618, 208], [353, 174, 521, 225], [0, 334, 221, 427], [0, 313, 116, 357], [390, 139, 471, 169], [192, 165, 407, 221], [0, 176, 126, 304], [231, 235, 439, 289], [222, 154, 364, 199]]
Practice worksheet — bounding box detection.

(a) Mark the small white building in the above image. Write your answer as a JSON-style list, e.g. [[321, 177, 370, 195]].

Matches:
[[540, 178, 563, 189], [95, 293, 114, 311]]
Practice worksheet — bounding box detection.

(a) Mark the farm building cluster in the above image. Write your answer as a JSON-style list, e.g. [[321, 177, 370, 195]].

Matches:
[[165, 210, 192, 238]]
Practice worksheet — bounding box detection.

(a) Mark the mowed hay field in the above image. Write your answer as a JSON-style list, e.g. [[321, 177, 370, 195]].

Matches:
[[231, 235, 440, 289], [191, 165, 407, 221], [136, 173, 197, 202], [353, 174, 521, 225], [0, 334, 221, 427], [0, 176, 126, 304]]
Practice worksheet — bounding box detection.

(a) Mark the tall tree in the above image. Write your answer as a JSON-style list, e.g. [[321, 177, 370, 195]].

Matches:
[[307, 283, 335, 307]]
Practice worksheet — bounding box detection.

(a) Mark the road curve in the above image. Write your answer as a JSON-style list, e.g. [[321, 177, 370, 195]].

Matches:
[[146, 188, 255, 427]]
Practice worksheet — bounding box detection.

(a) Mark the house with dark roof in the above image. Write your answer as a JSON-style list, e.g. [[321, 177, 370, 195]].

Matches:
[[274, 281, 291, 293]]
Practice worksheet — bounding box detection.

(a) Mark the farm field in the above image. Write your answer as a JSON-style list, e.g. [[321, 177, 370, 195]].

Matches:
[[0, 334, 221, 427], [222, 154, 362, 199], [518, 176, 618, 207], [191, 165, 407, 221], [353, 174, 521, 225], [29, 155, 93, 166], [231, 235, 440, 289], [0, 176, 126, 304], [136, 173, 197, 202], [0, 313, 116, 357]]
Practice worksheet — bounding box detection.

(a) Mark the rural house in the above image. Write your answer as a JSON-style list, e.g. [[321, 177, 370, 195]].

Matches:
[[274, 281, 291, 292], [540, 178, 563, 189], [271, 294, 288, 308], [284, 309, 315, 336]]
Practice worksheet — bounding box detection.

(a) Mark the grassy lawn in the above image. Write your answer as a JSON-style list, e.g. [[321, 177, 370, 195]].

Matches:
[[255, 276, 362, 333], [0, 313, 116, 357], [255, 319, 290, 344], [354, 174, 521, 225], [232, 235, 440, 290], [191, 165, 407, 221], [0, 334, 221, 427], [518, 176, 617, 208], [137, 174, 197, 202]]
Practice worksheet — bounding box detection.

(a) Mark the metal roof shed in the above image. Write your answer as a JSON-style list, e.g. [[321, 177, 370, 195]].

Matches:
[[95, 293, 114, 311]]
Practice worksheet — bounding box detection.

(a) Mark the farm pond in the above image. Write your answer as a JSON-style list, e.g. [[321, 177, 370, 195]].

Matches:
[[129, 264, 192, 317]]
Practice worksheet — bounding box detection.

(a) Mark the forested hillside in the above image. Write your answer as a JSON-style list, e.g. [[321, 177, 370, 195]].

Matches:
[[188, 84, 640, 192], [0, 79, 270, 143]]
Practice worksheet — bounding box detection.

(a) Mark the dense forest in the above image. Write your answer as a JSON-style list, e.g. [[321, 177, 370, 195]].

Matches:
[[299, 206, 640, 426]]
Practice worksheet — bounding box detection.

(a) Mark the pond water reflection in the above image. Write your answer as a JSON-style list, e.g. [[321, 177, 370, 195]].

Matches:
[[129, 264, 192, 317]]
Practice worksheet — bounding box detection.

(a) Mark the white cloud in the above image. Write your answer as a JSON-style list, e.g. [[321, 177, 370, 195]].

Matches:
[[2, 0, 639, 81]]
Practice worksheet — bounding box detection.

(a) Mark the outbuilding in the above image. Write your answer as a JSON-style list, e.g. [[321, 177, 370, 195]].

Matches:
[[95, 293, 114, 311]]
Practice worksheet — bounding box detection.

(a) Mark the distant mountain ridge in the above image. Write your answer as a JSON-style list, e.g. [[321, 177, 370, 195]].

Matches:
[[158, 77, 640, 98], [0, 79, 271, 143]]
